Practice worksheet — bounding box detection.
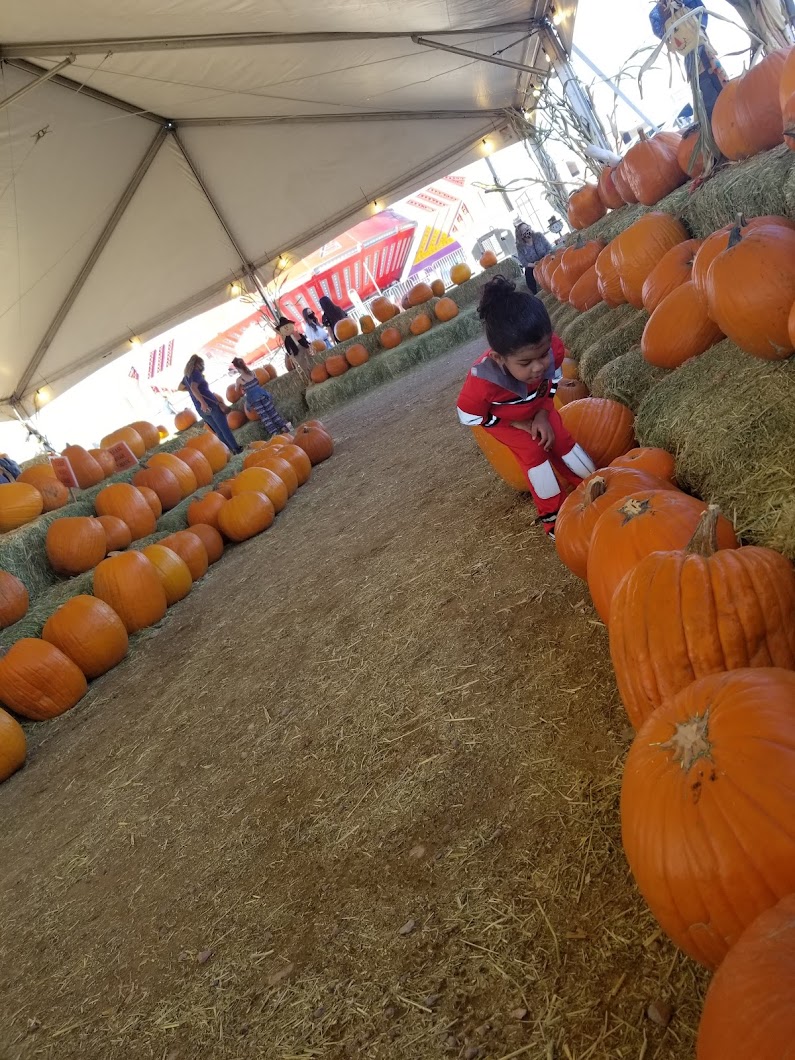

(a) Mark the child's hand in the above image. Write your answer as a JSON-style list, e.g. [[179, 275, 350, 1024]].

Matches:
[[530, 410, 555, 452]]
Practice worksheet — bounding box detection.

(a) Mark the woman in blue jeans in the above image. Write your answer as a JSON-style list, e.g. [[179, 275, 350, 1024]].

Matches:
[[181, 355, 242, 454]]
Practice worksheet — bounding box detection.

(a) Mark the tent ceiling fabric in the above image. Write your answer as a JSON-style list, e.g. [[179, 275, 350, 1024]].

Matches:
[[0, 0, 575, 412]]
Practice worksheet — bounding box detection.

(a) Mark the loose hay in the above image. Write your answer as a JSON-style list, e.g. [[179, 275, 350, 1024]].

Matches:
[[578, 309, 649, 389], [591, 346, 671, 412], [636, 339, 795, 555]]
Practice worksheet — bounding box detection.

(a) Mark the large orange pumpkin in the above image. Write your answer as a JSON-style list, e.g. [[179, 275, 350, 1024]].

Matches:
[[217, 491, 275, 541], [567, 184, 606, 229], [142, 544, 192, 605], [450, 262, 472, 285], [246, 453, 299, 497], [479, 250, 498, 269], [132, 466, 182, 511], [711, 47, 791, 160], [610, 447, 676, 482], [227, 382, 243, 403], [0, 571, 28, 629], [697, 892, 795, 1058], [89, 447, 118, 478], [96, 514, 132, 552], [610, 213, 688, 308], [407, 282, 434, 306], [93, 551, 168, 633], [621, 130, 687, 206], [0, 482, 43, 532], [641, 238, 702, 313], [147, 453, 197, 498], [292, 425, 333, 465], [273, 444, 311, 486], [691, 215, 795, 298], [379, 327, 402, 349], [587, 489, 738, 624], [641, 281, 724, 369], [95, 483, 156, 541], [568, 266, 602, 312], [184, 432, 230, 473], [310, 363, 329, 384], [128, 421, 160, 451], [227, 409, 247, 430], [704, 219, 795, 359], [621, 667, 795, 970], [611, 160, 638, 204], [609, 505, 795, 729], [61, 445, 105, 489], [136, 485, 162, 520], [346, 342, 370, 365], [45, 516, 107, 575], [597, 165, 625, 209], [160, 530, 209, 581], [371, 296, 399, 322], [175, 409, 198, 432], [594, 244, 625, 307], [174, 446, 213, 487], [409, 314, 432, 336], [185, 523, 224, 565], [0, 639, 87, 720], [334, 318, 358, 341], [325, 354, 349, 377], [0, 709, 26, 783], [42, 595, 129, 678], [558, 398, 635, 469], [231, 467, 288, 512], [187, 491, 227, 529], [100, 427, 145, 459], [434, 298, 459, 323]]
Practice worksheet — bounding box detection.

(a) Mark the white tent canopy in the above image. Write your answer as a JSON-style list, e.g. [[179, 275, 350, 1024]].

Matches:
[[0, 0, 578, 417]]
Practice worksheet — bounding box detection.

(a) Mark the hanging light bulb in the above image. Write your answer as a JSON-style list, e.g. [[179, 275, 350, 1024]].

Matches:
[[533, 84, 542, 98], [552, 6, 565, 26], [372, 199, 383, 213], [129, 335, 141, 348], [229, 280, 243, 298], [481, 137, 493, 155]]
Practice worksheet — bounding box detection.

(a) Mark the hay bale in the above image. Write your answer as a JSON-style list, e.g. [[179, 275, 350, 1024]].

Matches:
[[552, 303, 581, 335], [562, 303, 618, 358], [578, 309, 649, 388], [590, 346, 671, 411], [636, 339, 795, 556], [0, 571, 95, 651]]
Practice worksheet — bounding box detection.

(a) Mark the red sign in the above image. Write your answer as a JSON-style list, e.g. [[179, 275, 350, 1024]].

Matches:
[[49, 456, 78, 490], [107, 441, 139, 471]]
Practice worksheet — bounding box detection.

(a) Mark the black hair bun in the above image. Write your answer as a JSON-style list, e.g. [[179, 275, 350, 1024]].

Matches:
[[478, 275, 517, 321]]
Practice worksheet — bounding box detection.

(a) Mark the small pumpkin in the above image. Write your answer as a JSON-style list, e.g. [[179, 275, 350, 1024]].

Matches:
[[216, 480, 235, 499], [346, 343, 370, 366], [310, 363, 329, 384], [100, 427, 145, 459], [641, 281, 724, 369], [157, 425, 169, 440], [621, 667, 795, 969], [558, 397, 635, 469], [245, 405, 260, 422], [274, 444, 312, 486], [621, 130, 687, 206], [42, 595, 129, 678], [371, 296, 400, 322], [0, 638, 87, 720], [641, 238, 702, 313], [131, 466, 182, 511], [96, 514, 132, 552], [379, 327, 402, 349], [325, 355, 349, 377], [61, 445, 105, 489], [594, 244, 625, 307], [136, 485, 162, 519], [479, 250, 498, 268], [560, 357, 578, 380], [434, 298, 459, 323], [147, 453, 198, 498], [187, 491, 227, 530], [610, 447, 675, 482], [450, 262, 472, 285], [142, 544, 192, 605], [231, 467, 288, 513], [310, 339, 328, 353], [226, 382, 243, 403], [359, 315, 375, 334], [184, 432, 229, 473], [175, 409, 198, 432], [567, 184, 606, 229], [430, 279, 445, 297], [677, 125, 705, 178], [407, 282, 434, 306], [93, 551, 168, 633], [334, 317, 358, 341], [174, 447, 213, 487], [597, 165, 625, 210], [185, 523, 224, 565], [587, 490, 738, 624], [227, 409, 247, 430], [553, 378, 589, 409], [95, 483, 156, 541], [0, 482, 44, 531], [160, 530, 209, 581], [217, 491, 275, 541], [17, 465, 68, 513], [0, 708, 26, 783], [409, 314, 432, 336], [0, 571, 29, 629], [292, 425, 334, 465], [45, 516, 107, 575], [89, 447, 118, 478]]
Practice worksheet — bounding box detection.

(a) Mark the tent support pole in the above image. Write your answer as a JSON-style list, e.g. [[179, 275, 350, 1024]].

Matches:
[[0, 55, 75, 111], [177, 108, 507, 127], [571, 44, 660, 131], [411, 36, 545, 77], [11, 125, 169, 402]]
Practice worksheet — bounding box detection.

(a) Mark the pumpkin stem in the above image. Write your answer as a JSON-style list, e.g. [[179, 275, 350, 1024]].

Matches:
[[727, 213, 746, 250], [618, 497, 651, 523], [661, 712, 712, 772], [685, 505, 720, 557], [582, 475, 607, 506]]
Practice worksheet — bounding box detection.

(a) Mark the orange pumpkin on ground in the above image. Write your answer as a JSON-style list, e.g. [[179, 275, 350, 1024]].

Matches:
[[187, 491, 227, 530], [434, 298, 459, 322], [174, 447, 213, 487], [160, 530, 209, 581], [136, 485, 162, 519], [292, 425, 333, 465], [409, 314, 432, 336], [132, 466, 182, 511], [274, 444, 312, 485], [217, 491, 275, 541], [609, 447, 675, 482], [100, 427, 145, 459], [621, 667, 795, 970], [96, 514, 132, 552], [641, 282, 724, 369], [407, 282, 434, 306], [141, 545, 192, 605], [310, 363, 329, 384], [567, 184, 606, 229], [450, 263, 472, 285], [641, 238, 702, 313], [231, 467, 288, 513], [325, 355, 349, 377], [0, 571, 28, 629], [430, 279, 445, 297], [185, 524, 224, 565], [470, 427, 530, 491], [184, 432, 229, 473], [95, 483, 156, 541], [61, 446, 105, 489], [245, 453, 299, 496], [147, 453, 197, 498], [334, 318, 358, 341], [42, 596, 129, 678], [175, 409, 198, 432], [346, 343, 370, 366], [0, 639, 87, 720], [45, 516, 107, 575], [93, 551, 168, 633], [586, 489, 738, 624], [558, 398, 635, 469], [379, 327, 402, 349], [0, 709, 26, 783], [227, 410, 247, 430]]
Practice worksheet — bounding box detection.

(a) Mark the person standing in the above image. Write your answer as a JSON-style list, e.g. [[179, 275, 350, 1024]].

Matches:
[[182, 354, 242, 454], [515, 223, 552, 294], [231, 358, 292, 435], [302, 307, 333, 350], [318, 295, 349, 343]]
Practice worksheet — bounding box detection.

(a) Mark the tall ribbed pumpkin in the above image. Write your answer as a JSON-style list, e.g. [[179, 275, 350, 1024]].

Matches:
[[94, 483, 157, 541], [597, 165, 624, 209], [558, 398, 635, 469], [0, 639, 87, 720], [594, 244, 625, 307], [641, 281, 723, 369], [61, 445, 105, 489], [45, 516, 107, 575], [711, 47, 791, 160], [42, 595, 129, 678], [641, 238, 702, 314], [568, 266, 602, 312], [567, 184, 606, 229], [611, 213, 688, 309], [621, 130, 687, 206], [132, 466, 182, 511], [141, 544, 193, 605], [93, 552, 168, 633]]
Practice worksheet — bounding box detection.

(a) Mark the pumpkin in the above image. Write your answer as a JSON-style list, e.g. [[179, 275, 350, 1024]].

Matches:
[[96, 514, 132, 552], [245, 405, 260, 422], [231, 467, 288, 512], [157, 425, 169, 440], [147, 453, 197, 498], [559, 241, 605, 286], [0, 639, 87, 720], [434, 298, 459, 323], [553, 378, 589, 410], [0, 709, 26, 783], [325, 355, 349, 377], [567, 183, 606, 229], [346, 342, 370, 365], [641, 238, 702, 313], [704, 219, 795, 359], [0, 571, 28, 629], [93, 551, 168, 633], [160, 531, 209, 581], [697, 892, 795, 1058], [597, 165, 625, 210], [0, 481, 43, 532], [18, 465, 68, 512], [611, 160, 638, 204], [610, 505, 795, 728], [174, 446, 213, 487], [175, 409, 198, 432], [187, 491, 227, 529], [400, 293, 412, 310], [136, 485, 162, 519], [610, 447, 676, 482], [100, 427, 145, 459], [409, 314, 432, 336], [303, 419, 327, 431], [227, 409, 247, 430], [356, 315, 374, 334], [430, 279, 446, 297], [371, 296, 400, 322], [42, 595, 129, 678], [711, 47, 791, 160], [558, 397, 635, 468], [587, 489, 738, 623], [691, 215, 795, 297], [265, 363, 277, 380], [131, 466, 182, 511], [611, 213, 689, 309], [217, 491, 275, 541], [45, 516, 107, 575], [310, 339, 328, 354], [185, 523, 224, 565], [379, 327, 402, 349], [407, 282, 434, 306], [450, 262, 472, 285], [226, 382, 242, 403], [554, 468, 676, 579], [560, 357, 578, 380], [245, 453, 299, 496], [641, 282, 724, 369], [785, 85, 795, 151], [89, 447, 118, 477], [594, 244, 625, 307], [470, 426, 530, 492], [141, 544, 192, 605], [310, 364, 329, 384], [216, 480, 235, 499], [479, 250, 498, 268], [274, 444, 312, 486], [790, 299, 795, 347], [621, 667, 795, 970], [677, 125, 705, 179], [61, 445, 105, 489], [334, 317, 358, 341], [254, 368, 269, 386], [184, 432, 229, 473], [292, 425, 333, 465], [128, 421, 160, 451], [568, 266, 602, 312], [621, 130, 687, 206], [95, 483, 156, 541]]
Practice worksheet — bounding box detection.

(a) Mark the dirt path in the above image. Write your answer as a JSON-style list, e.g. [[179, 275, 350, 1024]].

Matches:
[[0, 339, 706, 1060]]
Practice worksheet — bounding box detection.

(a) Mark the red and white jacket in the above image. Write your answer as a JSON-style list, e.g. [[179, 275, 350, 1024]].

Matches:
[[457, 334, 566, 429]]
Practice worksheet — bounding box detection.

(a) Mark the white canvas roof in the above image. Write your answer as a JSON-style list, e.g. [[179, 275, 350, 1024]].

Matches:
[[0, 1, 577, 416]]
